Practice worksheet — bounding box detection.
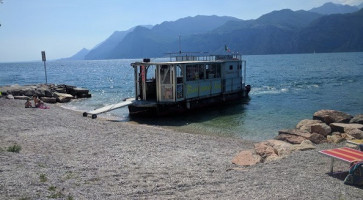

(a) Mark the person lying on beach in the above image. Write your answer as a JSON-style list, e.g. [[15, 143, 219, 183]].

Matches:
[[25, 98, 32, 108], [32, 95, 49, 109]]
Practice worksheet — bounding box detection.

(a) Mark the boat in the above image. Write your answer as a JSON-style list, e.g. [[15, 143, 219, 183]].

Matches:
[[128, 53, 251, 117]]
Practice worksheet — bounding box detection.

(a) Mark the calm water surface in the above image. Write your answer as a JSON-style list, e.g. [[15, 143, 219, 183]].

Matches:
[[1, 52, 362, 141]]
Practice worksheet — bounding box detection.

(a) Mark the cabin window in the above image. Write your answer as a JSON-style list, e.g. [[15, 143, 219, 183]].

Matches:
[[206, 64, 221, 79], [160, 65, 171, 84], [198, 64, 205, 80], [229, 65, 233, 70], [146, 65, 156, 80], [186, 64, 200, 81], [238, 64, 242, 70], [176, 65, 183, 84]]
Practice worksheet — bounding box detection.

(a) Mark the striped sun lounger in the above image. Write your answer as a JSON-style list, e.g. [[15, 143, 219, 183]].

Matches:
[[319, 147, 363, 173]]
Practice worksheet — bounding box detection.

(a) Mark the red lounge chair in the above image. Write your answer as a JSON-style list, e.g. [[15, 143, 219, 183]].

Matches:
[[319, 147, 363, 173]]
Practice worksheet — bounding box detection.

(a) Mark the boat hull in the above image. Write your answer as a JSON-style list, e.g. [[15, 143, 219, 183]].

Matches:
[[128, 89, 250, 117]]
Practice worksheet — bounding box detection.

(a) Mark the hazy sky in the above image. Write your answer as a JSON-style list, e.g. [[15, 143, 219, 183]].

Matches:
[[0, 0, 362, 62]]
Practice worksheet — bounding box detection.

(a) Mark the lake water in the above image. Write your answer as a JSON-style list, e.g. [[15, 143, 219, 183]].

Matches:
[[1, 52, 362, 141]]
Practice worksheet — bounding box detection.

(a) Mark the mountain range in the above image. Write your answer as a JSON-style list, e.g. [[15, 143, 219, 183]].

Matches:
[[66, 2, 363, 60]]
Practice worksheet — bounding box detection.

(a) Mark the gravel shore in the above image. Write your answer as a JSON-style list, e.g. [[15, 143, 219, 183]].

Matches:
[[0, 98, 362, 199]]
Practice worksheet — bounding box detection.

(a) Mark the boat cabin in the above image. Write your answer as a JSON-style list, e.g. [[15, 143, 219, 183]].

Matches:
[[129, 54, 249, 116]]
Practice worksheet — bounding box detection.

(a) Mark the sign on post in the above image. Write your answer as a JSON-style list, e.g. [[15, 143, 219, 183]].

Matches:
[[41, 51, 46, 61], [41, 51, 48, 84]]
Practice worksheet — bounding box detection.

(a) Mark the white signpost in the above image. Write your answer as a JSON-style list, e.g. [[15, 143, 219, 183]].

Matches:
[[41, 51, 48, 84]]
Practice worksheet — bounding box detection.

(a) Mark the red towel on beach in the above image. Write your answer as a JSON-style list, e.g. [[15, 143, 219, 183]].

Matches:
[[38, 104, 49, 109]]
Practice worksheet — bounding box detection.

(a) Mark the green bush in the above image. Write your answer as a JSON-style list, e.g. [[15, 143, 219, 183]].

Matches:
[[7, 144, 22, 153], [48, 186, 56, 191], [39, 174, 47, 182]]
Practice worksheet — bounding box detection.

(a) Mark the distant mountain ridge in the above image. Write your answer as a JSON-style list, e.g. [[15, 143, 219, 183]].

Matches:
[[309, 2, 359, 15], [85, 25, 152, 60], [107, 15, 240, 59], [297, 8, 363, 53], [66, 2, 363, 60], [59, 48, 89, 60]]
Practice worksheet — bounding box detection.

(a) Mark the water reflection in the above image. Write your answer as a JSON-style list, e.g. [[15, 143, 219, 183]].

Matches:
[[130, 98, 250, 138]]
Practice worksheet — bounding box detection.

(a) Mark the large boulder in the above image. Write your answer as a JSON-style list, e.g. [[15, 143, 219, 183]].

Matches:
[[67, 87, 91, 98], [36, 86, 53, 97], [327, 133, 345, 143], [265, 139, 294, 157], [313, 110, 353, 124], [232, 150, 262, 166], [275, 134, 305, 144], [310, 123, 331, 136], [309, 133, 327, 144], [41, 97, 57, 104], [275, 129, 312, 144], [254, 142, 277, 159], [264, 154, 281, 163], [10, 89, 22, 96], [34, 89, 46, 97], [292, 140, 316, 151], [43, 89, 53, 97], [296, 119, 322, 132], [22, 87, 36, 96], [296, 119, 331, 136], [350, 114, 363, 124], [54, 92, 73, 103], [345, 129, 363, 139], [6, 94, 14, 99], [55, 87, 67, 93], [330, 123, 363, 133], [341, 133, 355, 140]]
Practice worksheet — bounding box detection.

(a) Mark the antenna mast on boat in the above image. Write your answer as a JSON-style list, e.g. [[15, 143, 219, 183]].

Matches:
[[178, 34, 181, 54]]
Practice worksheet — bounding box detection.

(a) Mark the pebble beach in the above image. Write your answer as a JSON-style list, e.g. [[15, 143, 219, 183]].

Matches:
[[0, 98, 362, 199]]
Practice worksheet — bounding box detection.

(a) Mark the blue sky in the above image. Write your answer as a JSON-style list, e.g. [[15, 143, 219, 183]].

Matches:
[[0, 0, 362, 62]]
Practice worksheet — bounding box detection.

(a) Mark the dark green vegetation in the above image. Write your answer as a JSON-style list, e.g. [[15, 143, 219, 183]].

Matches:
[[6, 144, 21, 153], [39, 174, 47, 182]]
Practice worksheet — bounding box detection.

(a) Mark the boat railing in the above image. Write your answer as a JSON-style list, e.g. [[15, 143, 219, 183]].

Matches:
[[172, 55, 215, 62], [168, 53, 242, 62]]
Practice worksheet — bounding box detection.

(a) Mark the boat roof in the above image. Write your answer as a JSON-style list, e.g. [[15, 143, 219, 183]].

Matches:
[[131, 54, 243, 66]]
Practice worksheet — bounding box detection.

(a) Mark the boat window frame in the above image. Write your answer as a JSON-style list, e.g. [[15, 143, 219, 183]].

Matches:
[[176, 64, 183, 84], [146, 65, 156, 80], [157, 64, 175, 102], [206, 63, 221, 79], [186, 64, 199, 81]]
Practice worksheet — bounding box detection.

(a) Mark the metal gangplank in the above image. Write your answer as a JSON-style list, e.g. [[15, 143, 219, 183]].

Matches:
[[83, 98, 134, 119]]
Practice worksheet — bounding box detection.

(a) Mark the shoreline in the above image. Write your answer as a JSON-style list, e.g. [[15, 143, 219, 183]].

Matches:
[[60, 100, 254, 141], [0, 98, 362, 199]]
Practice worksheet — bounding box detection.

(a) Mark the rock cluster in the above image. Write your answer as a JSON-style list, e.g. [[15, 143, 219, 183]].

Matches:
[[0, 84, 91, 103], [276, 110, 363, 145], [232, 109, 363, 167], [232, 139, 315, 167]]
